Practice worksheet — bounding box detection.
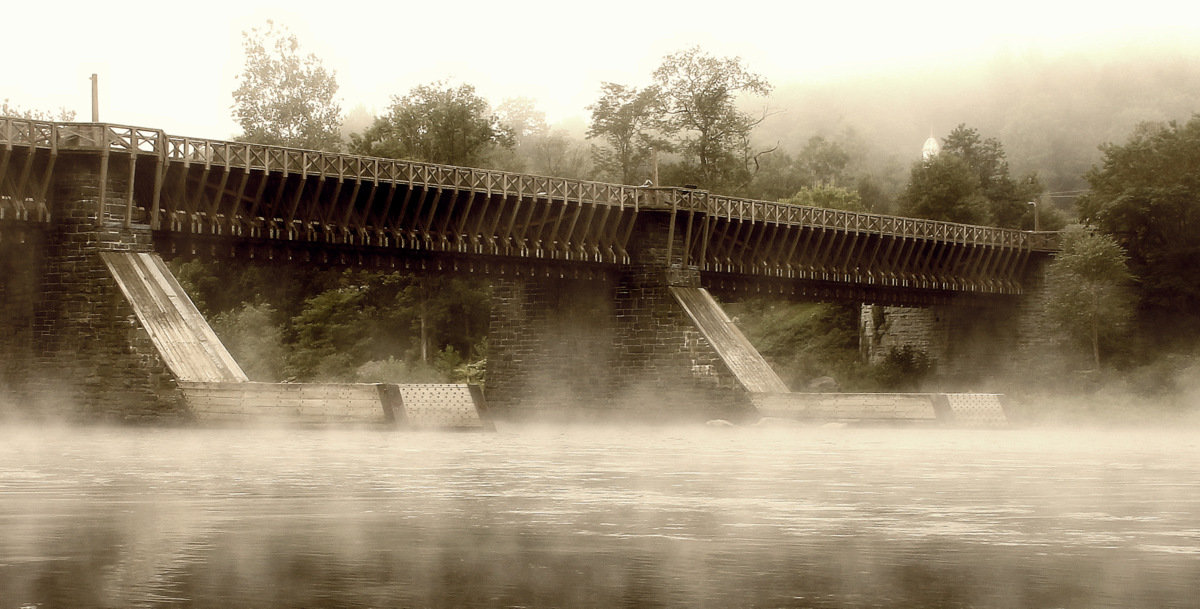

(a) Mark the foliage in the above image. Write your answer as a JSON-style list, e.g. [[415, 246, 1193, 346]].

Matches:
[[1, 99, 75, 121], [355, 357, 446, 384], [900, 125, 1043, 228], [495, 97, 548, 141], [232, 21, 342, 151], [285, 287, 372, 380], [1077, 116, 1200, 324], [210, 302, 285, 381], [1043, 230, 1135, 368], [871, 346, 935, 391], [794, 136, 853, 187], [171, 258, 343, 321], [727, 299, 869, 390], [781, 185, 864, 211], [586, 47, 773, 191], [350, 81, 513, 167], [742, 135, 871, 204], [586, 83, 664, 184], [855, 175, 895, 214], [172, 259, 490, 384], [525, 130, 593, 179], [900, 153, 990, 224], [652, 47, 772, 191]]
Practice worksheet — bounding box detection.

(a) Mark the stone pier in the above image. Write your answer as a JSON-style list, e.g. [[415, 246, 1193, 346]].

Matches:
[[860, 266, 1056, 387], [15, 155, 182, 421], [485, 210, 748, 420]]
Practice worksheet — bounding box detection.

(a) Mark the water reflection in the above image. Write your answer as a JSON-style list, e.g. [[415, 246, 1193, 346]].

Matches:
[[1, 425, 1198, 608]]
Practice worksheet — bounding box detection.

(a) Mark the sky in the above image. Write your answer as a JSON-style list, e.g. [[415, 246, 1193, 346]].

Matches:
[[5, 0, 1200, 140]]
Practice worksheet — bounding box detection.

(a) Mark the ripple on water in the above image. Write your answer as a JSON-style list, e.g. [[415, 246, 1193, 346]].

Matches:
[[0, 425, 1198, 608]]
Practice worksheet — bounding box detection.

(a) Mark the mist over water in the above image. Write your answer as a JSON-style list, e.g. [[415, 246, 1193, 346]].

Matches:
[[2, 422, 1198, 608]]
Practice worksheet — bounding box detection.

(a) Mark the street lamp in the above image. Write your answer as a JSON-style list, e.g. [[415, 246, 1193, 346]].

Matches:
[[1027, 201, 1040, 231]]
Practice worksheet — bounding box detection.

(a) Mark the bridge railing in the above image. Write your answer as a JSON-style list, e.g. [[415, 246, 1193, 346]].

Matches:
[[1, 116, 1059, 251], [700, 193, 1061, 251]]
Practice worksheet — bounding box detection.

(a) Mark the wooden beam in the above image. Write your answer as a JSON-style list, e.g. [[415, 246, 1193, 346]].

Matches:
[[13, 146, 37, 216], [453, 190, 478, 251], [124, 151, 138, 227], [35, 140, 58, 222], [96, 147, 109, 226]]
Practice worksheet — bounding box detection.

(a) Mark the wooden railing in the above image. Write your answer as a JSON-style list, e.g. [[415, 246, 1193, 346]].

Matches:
[[1, 117, 1059, 252]]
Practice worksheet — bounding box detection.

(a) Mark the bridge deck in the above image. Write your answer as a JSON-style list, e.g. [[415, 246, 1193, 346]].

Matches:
[[2, 117, 1058, 296]]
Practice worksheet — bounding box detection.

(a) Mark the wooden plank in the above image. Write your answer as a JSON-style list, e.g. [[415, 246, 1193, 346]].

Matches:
[[101, 252, 248, 382], [180, 381, 400, 425], [752, 393, 939, 421], [142, 254, 247, 380]]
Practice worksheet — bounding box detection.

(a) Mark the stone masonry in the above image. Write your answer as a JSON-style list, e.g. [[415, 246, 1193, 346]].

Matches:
[[20, 155, 184, 421], [0, 228, 43, 416], [860, 260, 1056, 388], [485, 210, 748, 420]]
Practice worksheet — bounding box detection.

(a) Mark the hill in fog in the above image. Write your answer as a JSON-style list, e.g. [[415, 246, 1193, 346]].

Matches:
[[751, 43, 1200, 212]]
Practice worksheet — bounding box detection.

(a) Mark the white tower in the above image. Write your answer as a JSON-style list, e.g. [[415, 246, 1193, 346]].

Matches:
[[922, 133, 941, 160]]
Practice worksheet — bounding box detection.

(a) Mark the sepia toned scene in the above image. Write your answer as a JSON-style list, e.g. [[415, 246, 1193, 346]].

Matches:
[[2, 1, 1200, 607]]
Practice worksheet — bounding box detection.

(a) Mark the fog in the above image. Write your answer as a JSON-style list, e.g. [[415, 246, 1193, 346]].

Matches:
[[7, 8, 1200, 607], [2, 424, 1198, 607], [750, 42, 1200, 204]]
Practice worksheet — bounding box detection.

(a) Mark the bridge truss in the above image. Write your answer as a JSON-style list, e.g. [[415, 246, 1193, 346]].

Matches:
[[1, 117, 1057, 295]]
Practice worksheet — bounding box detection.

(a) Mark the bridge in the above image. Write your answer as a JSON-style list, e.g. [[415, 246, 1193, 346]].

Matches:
[[0, 117, 1059, 422]]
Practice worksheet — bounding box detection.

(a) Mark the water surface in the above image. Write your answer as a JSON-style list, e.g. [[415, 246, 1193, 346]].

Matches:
[[1, 424, 1198, 608]]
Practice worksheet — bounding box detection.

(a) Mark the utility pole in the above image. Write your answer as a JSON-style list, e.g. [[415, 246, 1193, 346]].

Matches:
[[90, 74, 99, 122]]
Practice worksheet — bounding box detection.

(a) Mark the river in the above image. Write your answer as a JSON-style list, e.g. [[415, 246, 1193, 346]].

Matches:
[[1, 423, 1198, 608]]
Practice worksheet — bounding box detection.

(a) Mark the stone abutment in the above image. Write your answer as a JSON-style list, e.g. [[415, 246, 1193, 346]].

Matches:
[[5, 155, 183, 421], [484, 210, 747, 420], [860, 264, 1056, 388]]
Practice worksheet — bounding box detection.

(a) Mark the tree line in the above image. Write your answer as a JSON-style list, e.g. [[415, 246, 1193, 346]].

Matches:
[[197, 22, 1200, 399]]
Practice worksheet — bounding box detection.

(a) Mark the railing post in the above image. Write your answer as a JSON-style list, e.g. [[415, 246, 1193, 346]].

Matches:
[[97, 130, 109, 226]]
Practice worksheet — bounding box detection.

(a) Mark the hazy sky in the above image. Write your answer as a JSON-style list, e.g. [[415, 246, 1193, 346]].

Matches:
[[5, 0, 1199, 139]]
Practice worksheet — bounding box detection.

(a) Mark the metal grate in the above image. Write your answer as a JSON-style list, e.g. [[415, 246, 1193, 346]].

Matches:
[[944, 393, 1008, 426], [397, 384, 485, 430]]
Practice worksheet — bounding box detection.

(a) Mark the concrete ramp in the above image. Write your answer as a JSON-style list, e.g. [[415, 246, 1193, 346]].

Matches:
[[101, 252, 248, 382], [669, 287, 789, 393]]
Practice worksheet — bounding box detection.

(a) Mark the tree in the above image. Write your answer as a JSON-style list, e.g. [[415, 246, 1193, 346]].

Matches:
[[232, 21, 342, 151], [285, 287, 371, 380], [651, 47, 772, 190], [781, 185, 864, 211], [525, 129, 592, 180], [794, 136, 852, 187], [901, 125, 1043, 228], [899, 154, 989, 224], [586, 83, 663, 184], [350, 81, 512, 167], [211, 302, 285, 381], [1043, 230, 1134, 368], [1077, 116, 1200, 321], [495, 97, 548, 141], [1, 99, 75, 121]]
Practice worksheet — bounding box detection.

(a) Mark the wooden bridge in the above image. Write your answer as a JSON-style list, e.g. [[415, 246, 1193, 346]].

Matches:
[[0, 116, 1063, 422], [1, 117, 1056, 300]]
